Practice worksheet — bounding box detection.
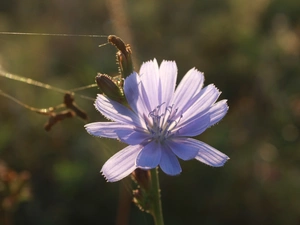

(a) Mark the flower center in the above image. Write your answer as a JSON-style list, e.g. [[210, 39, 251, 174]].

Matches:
[[145, 104, 181, 143]]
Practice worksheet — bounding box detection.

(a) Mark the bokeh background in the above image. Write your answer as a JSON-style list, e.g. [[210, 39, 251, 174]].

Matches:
[[0, 0, 300, 224]]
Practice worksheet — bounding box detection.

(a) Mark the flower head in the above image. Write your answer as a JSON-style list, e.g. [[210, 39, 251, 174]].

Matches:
[[85, 59, 229, 182]]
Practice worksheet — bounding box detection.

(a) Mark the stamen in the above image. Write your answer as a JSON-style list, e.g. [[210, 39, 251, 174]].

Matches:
[[146, 103, 182, 142]]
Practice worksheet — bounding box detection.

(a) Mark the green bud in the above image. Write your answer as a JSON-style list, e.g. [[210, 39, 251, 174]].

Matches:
[[95, 73, 124, 103]]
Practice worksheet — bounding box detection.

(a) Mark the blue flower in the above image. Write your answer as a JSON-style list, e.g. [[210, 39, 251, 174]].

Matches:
[[85, 59, 229, 182]]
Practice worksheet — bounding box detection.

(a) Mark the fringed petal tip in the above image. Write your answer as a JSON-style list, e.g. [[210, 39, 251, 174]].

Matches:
[[84, 124, 96, 137], [100, 170, 111, 182], [84, 122, 108, 138], [203, 155, 230, 168], [100, 169, 118, 183], [195, 155, 229, 168], [208, 99, 229, 127], [207, 84, 221, 97], [139, 58, 158, 72], [192, 140, 230, 167], [213, 156, 230, 167], [219, 99, 229, 110], [161, 59, 176, 64], [100, 170, 107, 181]]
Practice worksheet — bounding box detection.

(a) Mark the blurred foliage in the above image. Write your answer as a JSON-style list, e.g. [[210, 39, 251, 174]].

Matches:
[[0, 160, 31, 225], [0, 0, 300, 225]]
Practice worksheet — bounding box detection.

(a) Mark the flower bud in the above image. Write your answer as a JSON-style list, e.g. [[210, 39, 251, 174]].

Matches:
[[132, 189, 151, 213], [108, 35, 134, 79], [95, 73, 124, 103], [132, 168, 151, 190]]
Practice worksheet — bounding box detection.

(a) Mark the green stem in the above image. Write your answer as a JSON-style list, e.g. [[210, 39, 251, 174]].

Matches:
[[150, 168, 164, 225]]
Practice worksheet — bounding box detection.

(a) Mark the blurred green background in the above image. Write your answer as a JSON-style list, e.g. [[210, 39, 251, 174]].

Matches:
[[0, 0, 300, 224]]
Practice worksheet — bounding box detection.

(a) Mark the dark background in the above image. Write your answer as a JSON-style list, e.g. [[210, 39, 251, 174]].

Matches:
[[0, 0, 300, 224]]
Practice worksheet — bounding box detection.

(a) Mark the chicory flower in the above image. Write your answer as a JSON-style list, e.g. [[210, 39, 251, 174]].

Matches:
[[85, 59, 229, 182]]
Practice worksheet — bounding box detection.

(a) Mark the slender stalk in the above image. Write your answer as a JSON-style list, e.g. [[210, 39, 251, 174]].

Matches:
[[150, 168, 164, 225]]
